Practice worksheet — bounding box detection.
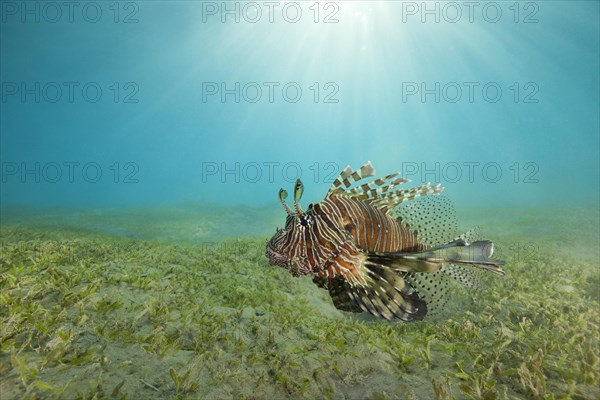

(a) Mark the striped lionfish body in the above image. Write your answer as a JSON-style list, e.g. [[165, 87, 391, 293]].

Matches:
[[265, 162, 505, 322]]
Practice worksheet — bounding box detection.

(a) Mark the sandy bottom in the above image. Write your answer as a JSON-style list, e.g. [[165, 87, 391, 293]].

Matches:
[[0, 204, 598, 399]]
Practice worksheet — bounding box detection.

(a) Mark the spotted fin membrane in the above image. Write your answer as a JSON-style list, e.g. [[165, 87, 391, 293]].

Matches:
[[394, 195, 486, 315]]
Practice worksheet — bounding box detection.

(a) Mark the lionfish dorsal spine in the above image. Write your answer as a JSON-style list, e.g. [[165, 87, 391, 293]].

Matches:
[[371, 182, 444, 213], [328, 161, 376, 195], [327, 161, 444, 215]]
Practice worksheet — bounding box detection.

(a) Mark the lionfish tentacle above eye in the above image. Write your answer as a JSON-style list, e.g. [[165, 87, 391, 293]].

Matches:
[[278, 188, 292, 215], [293, 179, 305, 217]]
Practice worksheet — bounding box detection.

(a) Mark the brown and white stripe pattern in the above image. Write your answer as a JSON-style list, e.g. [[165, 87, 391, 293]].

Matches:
[[266, 161, 504, 322], [266, 162, 443, 320]]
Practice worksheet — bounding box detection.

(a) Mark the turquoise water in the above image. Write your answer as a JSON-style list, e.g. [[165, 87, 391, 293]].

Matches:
[[1, 2, 599, 399], [1, 1, 598, 209]]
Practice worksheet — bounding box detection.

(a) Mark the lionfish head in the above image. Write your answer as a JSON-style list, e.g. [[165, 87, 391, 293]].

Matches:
[[265, 179, 313, 276]]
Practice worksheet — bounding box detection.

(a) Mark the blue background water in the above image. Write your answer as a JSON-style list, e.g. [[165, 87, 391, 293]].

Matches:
[[1, 1, 598, 212]]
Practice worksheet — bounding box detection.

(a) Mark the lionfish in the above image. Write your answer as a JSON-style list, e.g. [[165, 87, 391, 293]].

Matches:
[[265, 161, 505, 322]]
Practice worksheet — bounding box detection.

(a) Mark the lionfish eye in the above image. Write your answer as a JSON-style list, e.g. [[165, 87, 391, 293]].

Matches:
[[300, 218, 308, 227]]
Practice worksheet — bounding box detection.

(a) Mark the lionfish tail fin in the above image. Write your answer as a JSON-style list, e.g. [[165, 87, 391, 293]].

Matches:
[[446, 240, 506, 275]]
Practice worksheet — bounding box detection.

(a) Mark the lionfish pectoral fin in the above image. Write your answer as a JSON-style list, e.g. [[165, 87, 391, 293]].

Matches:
[[313, 276, 364, 313], [347, 263, 428, 322], [314, 265, 427, 322]]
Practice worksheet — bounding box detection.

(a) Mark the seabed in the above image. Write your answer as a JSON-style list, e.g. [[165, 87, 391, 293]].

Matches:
[[0, 205, 598, 399]]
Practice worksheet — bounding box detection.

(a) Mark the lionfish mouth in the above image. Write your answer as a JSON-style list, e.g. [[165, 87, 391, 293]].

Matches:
[[265, 242, 288, 266]]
